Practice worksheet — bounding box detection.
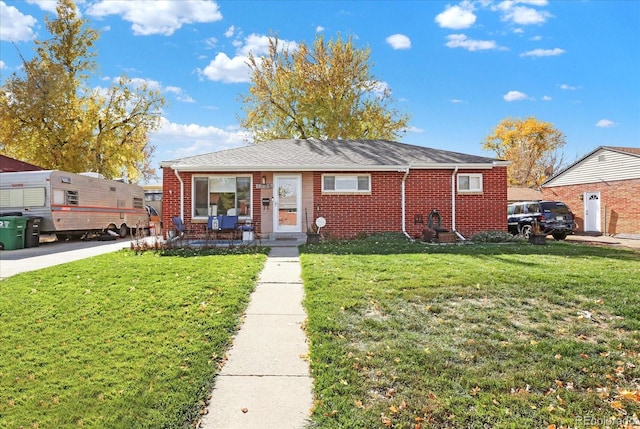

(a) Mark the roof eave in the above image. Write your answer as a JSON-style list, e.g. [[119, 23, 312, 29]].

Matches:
[[162, 161, 505, 172]]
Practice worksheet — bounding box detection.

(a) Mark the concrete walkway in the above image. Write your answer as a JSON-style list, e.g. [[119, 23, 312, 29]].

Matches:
[[200, 245, 313, 429]]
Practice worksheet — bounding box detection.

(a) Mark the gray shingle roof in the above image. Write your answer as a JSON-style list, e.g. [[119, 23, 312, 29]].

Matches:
[[160, 139, 505, 171]]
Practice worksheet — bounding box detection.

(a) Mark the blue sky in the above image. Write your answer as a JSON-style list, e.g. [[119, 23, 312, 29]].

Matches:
[[1, 0, 639, 181]]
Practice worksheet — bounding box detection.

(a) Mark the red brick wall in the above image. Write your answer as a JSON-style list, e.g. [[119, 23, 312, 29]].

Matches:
[[162, 166, 508, 239], [542, 179, 640, 235], [162, 169, 266, 238], [311, 167, 507, 239], [162, 167, 181, 237]]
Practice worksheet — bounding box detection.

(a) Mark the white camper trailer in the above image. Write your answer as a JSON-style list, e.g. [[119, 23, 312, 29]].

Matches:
[[0, 170, 149, 239]]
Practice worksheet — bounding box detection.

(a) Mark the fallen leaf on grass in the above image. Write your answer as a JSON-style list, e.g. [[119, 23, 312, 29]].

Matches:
[[381, 414, 392, 427], [241, 407, 248, 413], [617, 389, 640, 402]]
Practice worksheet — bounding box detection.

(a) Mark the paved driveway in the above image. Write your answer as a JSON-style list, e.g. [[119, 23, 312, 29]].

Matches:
[[0, 237, 136, 279]]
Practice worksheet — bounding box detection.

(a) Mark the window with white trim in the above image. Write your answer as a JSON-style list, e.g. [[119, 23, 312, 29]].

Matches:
[[322, 174, 370, 193], [457, 174, 483, 193], [193, 176, 251, 218]]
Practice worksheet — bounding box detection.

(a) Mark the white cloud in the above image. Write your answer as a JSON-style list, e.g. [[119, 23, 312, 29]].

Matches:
[[164, 86, 195, 103], [435, 1, 476, 29], [450, 99, 467, 103], [445, 34, 499, 51], [204, 37, 218, 48], [386, 34, 411, 50], [86, 0, 223, 36], [516, 1, 549, 6], [560, 83, 578, 90], [501, 5, 552, 25], [152, 117, 249, 161], [316, 25, 325, 33], [520, 47, 565, 57], [542, 95, 552, 101], [503, 90, 529, 101], [595, 119, 616, 128], [109, 77, 194, 102], [199, 52, 251, 83], [0, 1, 37, 42], [238, 33, 271, 56], [25, 0, 58, 13], [199, 34, 297, 84], [126, 77, 162, 91], [224, 25, 235, 38], [0, 60, 6, 70], [370, 81, 391, 99]]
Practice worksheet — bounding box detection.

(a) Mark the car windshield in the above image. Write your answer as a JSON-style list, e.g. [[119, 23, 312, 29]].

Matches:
[[540, 202, 570, 214]]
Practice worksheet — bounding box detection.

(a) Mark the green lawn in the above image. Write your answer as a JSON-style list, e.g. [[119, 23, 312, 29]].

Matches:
[[0, 249, 267, 428], [300, 235, 640, 429]]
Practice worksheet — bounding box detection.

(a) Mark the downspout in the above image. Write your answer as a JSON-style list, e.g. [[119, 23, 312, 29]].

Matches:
[[400, 167, 411, 239], [174, 167, 184, 220], [451, 166, 466, 241]]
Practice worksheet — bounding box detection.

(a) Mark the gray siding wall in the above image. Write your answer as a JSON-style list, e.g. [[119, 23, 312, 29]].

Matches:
[[545, 148, 640, 187]]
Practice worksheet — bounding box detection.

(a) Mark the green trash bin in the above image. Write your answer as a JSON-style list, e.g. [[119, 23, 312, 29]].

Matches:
[[0, 216, 28, 250]]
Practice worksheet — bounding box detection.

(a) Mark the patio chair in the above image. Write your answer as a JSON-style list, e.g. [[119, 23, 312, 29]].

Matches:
[[218, 215, 240, 241]]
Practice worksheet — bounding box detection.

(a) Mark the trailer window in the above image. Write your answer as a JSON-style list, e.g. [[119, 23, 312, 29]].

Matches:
[[66, 190, 79, 205], [0, 188, 46, 208], [133, 197, 143, 209]]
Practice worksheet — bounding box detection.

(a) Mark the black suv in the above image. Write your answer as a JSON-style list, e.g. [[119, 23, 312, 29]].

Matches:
[[507, 200, 576, 240]]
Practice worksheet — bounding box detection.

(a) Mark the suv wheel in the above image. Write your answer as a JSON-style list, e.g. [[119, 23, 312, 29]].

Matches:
[[552, 232, 568, 240], [520, 224, 532, 239]]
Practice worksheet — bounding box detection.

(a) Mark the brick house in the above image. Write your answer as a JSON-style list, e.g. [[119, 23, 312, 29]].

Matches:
[[160, 139, 509, 240], [541, 146, 640, 236]]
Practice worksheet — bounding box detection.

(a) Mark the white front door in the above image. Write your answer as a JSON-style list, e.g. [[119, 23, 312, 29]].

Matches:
[[584, 191, 601, 232], [273, 175, 302, 233]]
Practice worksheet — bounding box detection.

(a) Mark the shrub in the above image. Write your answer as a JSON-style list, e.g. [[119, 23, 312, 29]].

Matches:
[[470, 230, 524, 243]]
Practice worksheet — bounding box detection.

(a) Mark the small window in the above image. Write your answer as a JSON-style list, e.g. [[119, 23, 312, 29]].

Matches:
[[66, 190, 79, 205], [322, 174, 370, 193], [457, 174, 482, 193], [133, 197, 144, 209]]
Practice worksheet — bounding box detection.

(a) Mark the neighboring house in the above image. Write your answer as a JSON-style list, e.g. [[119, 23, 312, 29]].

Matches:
[[160, 139, 509, 240], [507, 187, 542, 203], [0, 155, 45, 173], [541, 146, 640, 235]]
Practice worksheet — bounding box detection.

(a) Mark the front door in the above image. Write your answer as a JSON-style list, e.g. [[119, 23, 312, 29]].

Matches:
[[274, 175, 302, 233], [584, 191, 601, 232]]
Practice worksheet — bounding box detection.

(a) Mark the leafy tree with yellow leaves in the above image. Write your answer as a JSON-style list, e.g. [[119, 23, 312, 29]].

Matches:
[[239, 33, 409, 142], [0, 0, 164, 182], [482, 116, 566, 188]]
